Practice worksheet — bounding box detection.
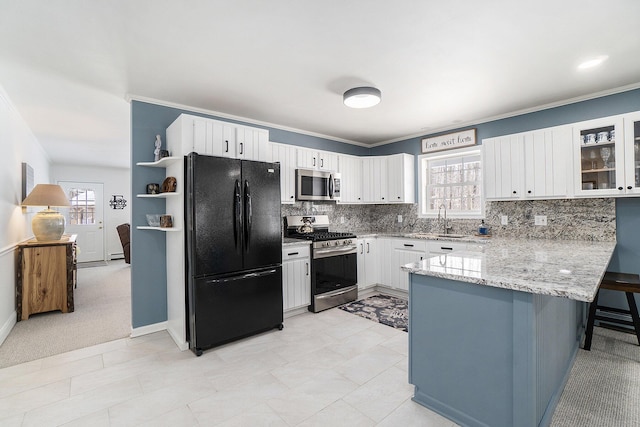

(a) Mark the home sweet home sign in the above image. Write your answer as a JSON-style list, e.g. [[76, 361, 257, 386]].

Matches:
[[421, 129, 476, 153]]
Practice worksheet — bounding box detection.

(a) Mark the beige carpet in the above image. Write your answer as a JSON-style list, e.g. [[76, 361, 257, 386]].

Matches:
[[552, 326, 640, 426], [0, 260, 131, 368]]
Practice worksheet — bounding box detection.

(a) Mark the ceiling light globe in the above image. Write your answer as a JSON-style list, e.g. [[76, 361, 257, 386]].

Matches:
[[343, 87, 381, 108]]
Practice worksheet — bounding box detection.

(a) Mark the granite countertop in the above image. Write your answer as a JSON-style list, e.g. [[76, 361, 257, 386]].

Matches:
[[401, 238, 616, 302], [354, 231, 490, 244], [283, 238, 312, 247]]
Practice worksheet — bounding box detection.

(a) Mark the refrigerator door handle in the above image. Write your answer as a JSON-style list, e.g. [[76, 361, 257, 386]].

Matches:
[[205, 269, 277, 284], [234, 179, 242, 251], [244, 179, 252, 251]]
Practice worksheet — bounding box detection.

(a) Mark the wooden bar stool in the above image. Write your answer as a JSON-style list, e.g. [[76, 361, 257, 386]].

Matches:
[[584, 271, 640, 351]]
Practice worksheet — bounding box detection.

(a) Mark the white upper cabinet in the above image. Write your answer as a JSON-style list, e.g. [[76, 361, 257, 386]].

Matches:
[[338, 155, 363, 203], [573, 116, 625, 197], [523, 126, 571, 198], [362, 156, 388, 202], [484, 125, 571, 200], [167, 114, 267, 161], [265, 142, 297, 203], [235, 126, 268, 161], [387, 153, 415, 203], [193, 117, 236, 158], [483, 134, 524, 199], [296, 147, 339, 171]]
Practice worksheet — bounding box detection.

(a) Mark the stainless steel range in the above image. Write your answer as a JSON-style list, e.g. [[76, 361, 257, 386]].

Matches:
[[284, 215, 357, 312]]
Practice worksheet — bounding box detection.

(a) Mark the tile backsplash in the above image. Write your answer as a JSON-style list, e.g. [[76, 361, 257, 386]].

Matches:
[[282, 198, 616, 241]]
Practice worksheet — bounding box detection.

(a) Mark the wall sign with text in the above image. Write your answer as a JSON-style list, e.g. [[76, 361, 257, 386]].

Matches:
[[421, 129, 477, 153]]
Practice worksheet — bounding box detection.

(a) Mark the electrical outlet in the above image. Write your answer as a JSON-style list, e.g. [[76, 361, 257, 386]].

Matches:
[[398, 215, 403, 223], [501, 215, 508, 225], [534, 215, 547, 226], [340, 216, 345, 224]]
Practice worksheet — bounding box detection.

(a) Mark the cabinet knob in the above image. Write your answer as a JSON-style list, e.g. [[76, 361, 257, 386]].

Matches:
[[618, 187, 624, 190], [627, 186, 633, 190], [382, 197, 385, 200], [290, 195, 294, 199], [512, 191, 517, 194], [527, 190, 532, 194]]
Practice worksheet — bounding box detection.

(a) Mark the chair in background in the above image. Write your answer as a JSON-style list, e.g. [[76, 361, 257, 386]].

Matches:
[[116, 223, 131, 264], [584, 271, 640, 350]]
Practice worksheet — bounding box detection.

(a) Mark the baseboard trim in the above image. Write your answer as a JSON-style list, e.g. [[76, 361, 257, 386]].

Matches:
[[166, 326, 189, 351], [0, 311, 17, 346], [130, 321, 167, 338], [284, 306, 309, 319], [372, 285, 409, 299]]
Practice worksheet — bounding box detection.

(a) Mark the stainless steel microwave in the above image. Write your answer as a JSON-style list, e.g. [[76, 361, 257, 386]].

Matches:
[[295, 169, 341, 201]]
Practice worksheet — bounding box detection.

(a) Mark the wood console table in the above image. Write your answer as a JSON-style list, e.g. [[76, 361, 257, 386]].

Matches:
[[16, 234, 77, 321]]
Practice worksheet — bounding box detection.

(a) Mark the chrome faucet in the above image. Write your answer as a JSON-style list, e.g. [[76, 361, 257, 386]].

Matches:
[[438, 203, 450, 235]]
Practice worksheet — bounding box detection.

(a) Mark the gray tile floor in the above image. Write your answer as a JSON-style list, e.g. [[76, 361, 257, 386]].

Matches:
[[0, 308, 456, 426]]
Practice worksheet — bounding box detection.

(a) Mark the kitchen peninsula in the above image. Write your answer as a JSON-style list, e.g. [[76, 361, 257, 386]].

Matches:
[[401, 238, 616, 427]]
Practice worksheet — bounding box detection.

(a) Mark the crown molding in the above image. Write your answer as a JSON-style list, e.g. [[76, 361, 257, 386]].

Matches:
[[126, 83, 640, 150], [124, 94, 371, 148], [369, 82, 640, 147]]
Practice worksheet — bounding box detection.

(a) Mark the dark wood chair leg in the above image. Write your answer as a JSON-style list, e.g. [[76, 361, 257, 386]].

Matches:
[[584, 291, 600, 351], [625, 292, 640, 346]]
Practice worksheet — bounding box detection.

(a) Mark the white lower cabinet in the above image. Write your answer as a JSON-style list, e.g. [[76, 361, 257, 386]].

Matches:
[[357, 238, 381, 290], [282, 245, 311, 312], [389, 239, 428, 291], [427, 240, 468, 255]]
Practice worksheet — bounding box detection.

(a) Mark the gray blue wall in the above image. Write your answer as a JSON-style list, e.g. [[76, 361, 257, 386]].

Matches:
[[131, 89, 640, 329], [130, 101, 368, 328], [370, 88, 640, 312]]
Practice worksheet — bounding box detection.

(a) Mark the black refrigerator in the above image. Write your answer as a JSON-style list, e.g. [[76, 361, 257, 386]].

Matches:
[[185, 153, 283, 356]]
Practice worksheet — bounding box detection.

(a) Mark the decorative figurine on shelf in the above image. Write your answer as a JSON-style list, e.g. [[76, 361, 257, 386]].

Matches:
[[161, 176, 177, 193], [160, 215, 173, 228], [153, 135, 162, 161], [146, 183, 160, 194]]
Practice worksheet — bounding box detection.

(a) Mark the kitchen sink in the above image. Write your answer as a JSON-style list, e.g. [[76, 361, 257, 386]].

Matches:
[[409, 233, 469, 239]]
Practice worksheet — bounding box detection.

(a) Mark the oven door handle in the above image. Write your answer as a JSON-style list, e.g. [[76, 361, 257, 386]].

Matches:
[[316, 285, 358, 300], [313, 246, 357, 259]]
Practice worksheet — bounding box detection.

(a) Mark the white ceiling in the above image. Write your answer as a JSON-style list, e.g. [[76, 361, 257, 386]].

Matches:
[[1, 1, 639, 169]]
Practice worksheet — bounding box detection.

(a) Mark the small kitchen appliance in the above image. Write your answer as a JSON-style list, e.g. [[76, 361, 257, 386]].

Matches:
[[295, 169, 341, 202]]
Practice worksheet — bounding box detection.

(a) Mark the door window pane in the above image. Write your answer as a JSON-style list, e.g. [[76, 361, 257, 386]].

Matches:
[[68, 188, 96, 225]]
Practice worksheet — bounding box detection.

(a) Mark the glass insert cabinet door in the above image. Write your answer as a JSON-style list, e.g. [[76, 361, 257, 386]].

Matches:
[[623, 111, 640, 195], [575, 116, 625, 195]]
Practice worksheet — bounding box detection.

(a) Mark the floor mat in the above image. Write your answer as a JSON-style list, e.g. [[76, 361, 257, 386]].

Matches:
[[339, 294, 408, 332]]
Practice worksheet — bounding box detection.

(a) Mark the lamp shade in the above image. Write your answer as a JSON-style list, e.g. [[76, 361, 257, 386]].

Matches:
[[22, 184, 71, 241], [343, 86, 381, 108], [22, 184, 71, 208]]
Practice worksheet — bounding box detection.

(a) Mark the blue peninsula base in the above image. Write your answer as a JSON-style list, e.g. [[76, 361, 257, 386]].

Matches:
[[408, 274, 585, 427]]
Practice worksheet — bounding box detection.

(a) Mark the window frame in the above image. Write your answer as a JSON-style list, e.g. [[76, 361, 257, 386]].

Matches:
[[418, 146, 485, 219]]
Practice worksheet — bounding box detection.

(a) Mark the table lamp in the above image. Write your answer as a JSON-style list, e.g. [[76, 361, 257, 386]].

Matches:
[[21, 184, 71, 241]]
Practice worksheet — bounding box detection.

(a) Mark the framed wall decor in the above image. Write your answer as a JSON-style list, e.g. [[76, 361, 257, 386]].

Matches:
[[21, 162, 34, 212], [421, 129, 477, 153]]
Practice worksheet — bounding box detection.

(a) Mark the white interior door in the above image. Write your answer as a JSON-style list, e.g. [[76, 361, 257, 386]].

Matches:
[[58, 181, 105, 263]]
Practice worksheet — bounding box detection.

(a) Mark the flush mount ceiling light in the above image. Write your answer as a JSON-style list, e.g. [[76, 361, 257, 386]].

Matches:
[[343, 87, 381, 108], [577, 55, 609, 70]]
